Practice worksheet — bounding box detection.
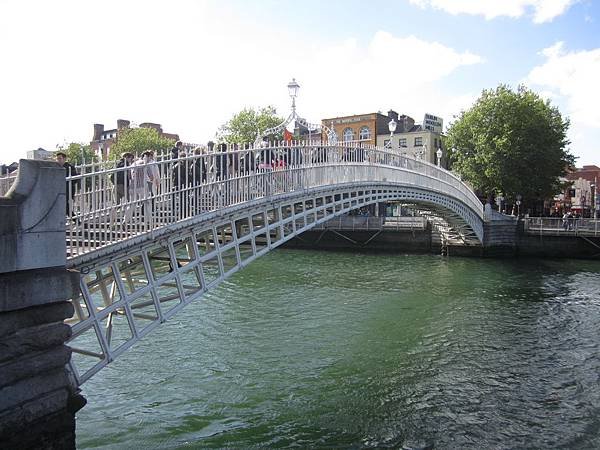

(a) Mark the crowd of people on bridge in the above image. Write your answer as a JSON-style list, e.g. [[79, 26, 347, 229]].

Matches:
[[61, 141, 301, 228]]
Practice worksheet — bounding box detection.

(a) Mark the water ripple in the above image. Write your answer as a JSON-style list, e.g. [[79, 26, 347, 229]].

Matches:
[[77, 251, 600, 449]]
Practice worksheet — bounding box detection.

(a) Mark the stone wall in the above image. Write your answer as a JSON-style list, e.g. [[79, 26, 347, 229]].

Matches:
[[284, 224, 433, 253], [0, 160, 85, 449]]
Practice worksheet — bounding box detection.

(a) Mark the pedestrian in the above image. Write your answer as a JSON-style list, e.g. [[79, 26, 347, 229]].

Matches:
[[190, 147, 207, 213], [190, 147, 207, 185], [55, 151, 79, 218], [171, 140, 183, 160], [144, 150, 161, 217], [171, 150, 189, 218], [111, 152, 134, 204], [215, 143, 229, 180], [123, 153, 151, 227], [562, 212, 569, 230]]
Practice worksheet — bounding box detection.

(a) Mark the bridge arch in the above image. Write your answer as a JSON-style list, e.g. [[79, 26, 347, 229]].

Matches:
[[61, 143, 484, 384]]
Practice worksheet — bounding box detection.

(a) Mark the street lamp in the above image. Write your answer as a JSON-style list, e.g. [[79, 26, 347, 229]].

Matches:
[[436, 147, 443, 167], [516, 194, 522, 217], [591, 183, 596, 219], [287, 78, 300, 112], [388, 118, 397, 149]]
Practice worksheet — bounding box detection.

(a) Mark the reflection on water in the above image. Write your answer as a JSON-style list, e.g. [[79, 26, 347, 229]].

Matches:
[[77, 250, 600, 449]]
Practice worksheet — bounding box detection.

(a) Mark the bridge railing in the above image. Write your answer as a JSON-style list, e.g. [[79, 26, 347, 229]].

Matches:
[[64, 141, 483, 258], [523, 217, 600, 236]]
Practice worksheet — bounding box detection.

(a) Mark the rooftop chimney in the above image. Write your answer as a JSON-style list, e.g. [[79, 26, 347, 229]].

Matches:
[[93, 124, 104, 141], [117, 119, 130, 130]]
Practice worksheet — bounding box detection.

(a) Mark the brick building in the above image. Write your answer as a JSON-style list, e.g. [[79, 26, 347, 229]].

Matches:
[[321, 111, 391, 147], [563, 165, 600, 216], [322, 110, 446, 166], [90, 119, 180, 160]]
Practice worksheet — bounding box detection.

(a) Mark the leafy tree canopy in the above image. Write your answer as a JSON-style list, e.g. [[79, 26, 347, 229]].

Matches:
[[57, 142, 97, 165], [446, 84, 574, 205], [218, 106, 284, 144], [109, 127, 175, 160]]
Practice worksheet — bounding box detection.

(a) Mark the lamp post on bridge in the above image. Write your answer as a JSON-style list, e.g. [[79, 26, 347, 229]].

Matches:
[[387, 118, 397, 149], [287, 78, 300, 114], [257, 78, 335, 145], [516, 194, 522, 218]]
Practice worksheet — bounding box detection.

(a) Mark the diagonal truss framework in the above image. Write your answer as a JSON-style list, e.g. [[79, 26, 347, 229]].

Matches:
[[61, 142, 486, 385]]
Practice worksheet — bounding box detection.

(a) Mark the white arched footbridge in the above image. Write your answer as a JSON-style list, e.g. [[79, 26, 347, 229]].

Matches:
[[52, 142, 484, 384]]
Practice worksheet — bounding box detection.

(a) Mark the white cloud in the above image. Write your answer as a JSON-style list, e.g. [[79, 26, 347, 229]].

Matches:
[[526, 42, 600, 165], [527, 42, 600, 127], [0, 1, 482, 163], [408, 0, 577, 23]]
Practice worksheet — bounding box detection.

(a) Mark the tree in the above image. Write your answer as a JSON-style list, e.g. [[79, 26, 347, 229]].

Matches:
[[109, 127, 175, 160], [57, 142, 98, 165], [218, 106, 284, 144], [446, 85, 574, 210]]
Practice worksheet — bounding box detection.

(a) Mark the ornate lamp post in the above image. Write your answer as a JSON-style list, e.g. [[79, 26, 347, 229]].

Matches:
[[287, 78, 300, 112], [256, 78, 335, 145], [387, 118, 397, 149], [436, 147, 443, 167], [516, 194, 522, 217]]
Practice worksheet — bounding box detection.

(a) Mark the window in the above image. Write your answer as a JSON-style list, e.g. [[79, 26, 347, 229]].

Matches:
[[343, 128, 355, 142], [383, 139, 390, 148], [359, 126, 370, 140], [414, 137, 423, 146], [399, 138, 407, 147]]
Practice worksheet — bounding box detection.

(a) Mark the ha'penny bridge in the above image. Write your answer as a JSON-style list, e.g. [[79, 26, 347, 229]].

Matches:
[[9, 133, 536, 449], [2, 142, 486, 387]]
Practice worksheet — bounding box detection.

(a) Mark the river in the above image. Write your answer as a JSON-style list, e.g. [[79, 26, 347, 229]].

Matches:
[[76, 250, 600, 449]]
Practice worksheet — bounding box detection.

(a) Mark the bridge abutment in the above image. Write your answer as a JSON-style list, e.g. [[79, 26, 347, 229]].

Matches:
[[0, 160, 85, 449]]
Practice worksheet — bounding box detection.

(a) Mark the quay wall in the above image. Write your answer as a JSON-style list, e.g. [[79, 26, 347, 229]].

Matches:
[[0, 160, 85, 450], [287, 219, 600, 260]]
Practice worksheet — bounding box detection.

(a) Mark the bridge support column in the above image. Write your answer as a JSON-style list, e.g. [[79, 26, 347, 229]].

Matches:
[[0, 160, 85, 449]]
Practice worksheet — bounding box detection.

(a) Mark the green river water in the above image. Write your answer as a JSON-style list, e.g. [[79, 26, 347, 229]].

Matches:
[[76, 250, 600, 449]]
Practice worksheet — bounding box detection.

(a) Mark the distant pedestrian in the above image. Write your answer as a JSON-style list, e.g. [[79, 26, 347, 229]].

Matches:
[[562, 212, 569, 230]]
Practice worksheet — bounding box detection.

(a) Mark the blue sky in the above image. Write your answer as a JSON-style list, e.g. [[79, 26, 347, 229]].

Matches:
[[0, 0, 598, 165]]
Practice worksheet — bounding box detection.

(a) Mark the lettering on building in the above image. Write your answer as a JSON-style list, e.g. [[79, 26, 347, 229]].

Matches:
[[423, 113, 443, 133]]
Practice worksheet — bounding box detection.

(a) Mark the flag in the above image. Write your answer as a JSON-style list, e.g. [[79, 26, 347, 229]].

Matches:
[[284, 120, 295, 142]]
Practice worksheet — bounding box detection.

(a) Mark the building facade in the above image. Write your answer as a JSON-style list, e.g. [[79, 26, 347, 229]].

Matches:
[[563, 165, 600, 217], [91, 119, 180, 159], [27, 147, 55, 161], [321, 112, 392, 147], [375, 111, 445, 166], [322, 110, 446, 167]]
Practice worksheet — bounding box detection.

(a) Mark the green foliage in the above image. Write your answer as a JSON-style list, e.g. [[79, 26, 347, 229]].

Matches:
[[446, 85, 574, 205], [218, 106, 284, 144], [109, 127, 175, 160], [57, 142, 97, 165]]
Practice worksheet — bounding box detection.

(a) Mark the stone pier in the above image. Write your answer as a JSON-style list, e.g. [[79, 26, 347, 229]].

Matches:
[[0, 160, 85, 449]]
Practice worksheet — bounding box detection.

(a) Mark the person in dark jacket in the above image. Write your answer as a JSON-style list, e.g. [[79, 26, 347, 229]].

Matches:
[[56, 151, 79, 217], [171, 150, 189, 218], [112, 152, 134, 203], [215, 143, 229, 180], [171, 140, 183, 160]]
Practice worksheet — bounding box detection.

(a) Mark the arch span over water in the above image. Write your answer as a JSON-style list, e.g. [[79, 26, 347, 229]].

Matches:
[[63, 143, 484, 384]]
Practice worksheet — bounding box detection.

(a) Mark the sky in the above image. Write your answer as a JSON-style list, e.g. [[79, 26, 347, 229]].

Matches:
[[0, 0, 599, 165]]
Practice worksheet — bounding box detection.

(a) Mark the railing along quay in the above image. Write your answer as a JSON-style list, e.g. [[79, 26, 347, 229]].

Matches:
[[524, 217, 600, 236], [59, 141, 481, 259]]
